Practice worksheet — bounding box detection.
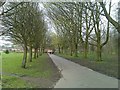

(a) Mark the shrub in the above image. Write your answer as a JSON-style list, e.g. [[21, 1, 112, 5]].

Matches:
[[4, 50, 9, 54]]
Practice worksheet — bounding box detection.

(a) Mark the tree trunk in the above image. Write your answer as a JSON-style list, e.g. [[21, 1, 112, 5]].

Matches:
[[28, 46, 32, 62], [74, 43, 78, 57], [39, 48, 42, 56], [22, 45, 27, 68], [34, 48, 37, 59], [42, 47, 44, 53], [70, 48, 73, 56], [37, 49, 39, 58], [84, 38, 88, 58], [61, 47, 63, 54], [97, 45, 102, 61], [58, 44, 61, 54], [84, 45, 88, 58]]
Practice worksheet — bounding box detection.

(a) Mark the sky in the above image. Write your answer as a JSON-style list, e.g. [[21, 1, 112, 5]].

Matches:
[[0, 36, 13, 47]]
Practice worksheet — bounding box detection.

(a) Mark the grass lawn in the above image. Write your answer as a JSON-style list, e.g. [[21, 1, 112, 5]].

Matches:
[[2, 52, 60, 88], [56, 52, 118, 79]]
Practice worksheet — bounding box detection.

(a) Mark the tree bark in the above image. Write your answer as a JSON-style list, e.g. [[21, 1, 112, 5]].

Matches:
[[84, 40, 88, 58], [84, 28, 89, 58], [22, 45, 27, 68], [96, 31, 102, 61], [34, 48, 37, 59], [39, 48, 42, 56], [97, 45, 102, 61], [74, 43, 78, 57], [70, 48, 73, 56], [61, 46, 63, 54], [28, 46, 32, 62], [58, 44, 61, 54], [37, 49, 39, 58]]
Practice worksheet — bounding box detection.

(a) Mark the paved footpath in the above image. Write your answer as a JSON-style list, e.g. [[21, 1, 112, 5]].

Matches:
[[48, 54, 118, 88]]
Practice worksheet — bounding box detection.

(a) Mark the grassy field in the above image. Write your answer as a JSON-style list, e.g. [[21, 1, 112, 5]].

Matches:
[[2, 52, 60, 88], [56, 52, 118, 79]]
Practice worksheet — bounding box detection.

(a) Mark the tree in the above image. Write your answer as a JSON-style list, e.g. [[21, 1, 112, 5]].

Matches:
[[99, 1, 120, 33], [87, 2, 111, 61], [44, 1, 117, 61], [0, 1, 5, 7], [0, 2, 23, 36], [44, 2, 85, 56], [2, 2, 47, 68]]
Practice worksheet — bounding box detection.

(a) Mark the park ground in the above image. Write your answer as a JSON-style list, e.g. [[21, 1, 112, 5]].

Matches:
[[1, 51, 118, 88], [55, 52, 118, 79], [1, 52, 61, 88]]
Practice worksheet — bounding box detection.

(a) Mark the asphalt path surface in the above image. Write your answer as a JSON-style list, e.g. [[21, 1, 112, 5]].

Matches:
[[49, 54, 118, 88]]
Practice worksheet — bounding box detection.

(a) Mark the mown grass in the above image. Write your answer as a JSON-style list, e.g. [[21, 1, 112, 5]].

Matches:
[[2, 75, 35, 88], [56, 52, 118, 79], [2, 52, 54, 88]]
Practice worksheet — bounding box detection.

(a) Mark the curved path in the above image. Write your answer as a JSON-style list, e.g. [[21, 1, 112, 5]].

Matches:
[[48, 54, 118, 88]]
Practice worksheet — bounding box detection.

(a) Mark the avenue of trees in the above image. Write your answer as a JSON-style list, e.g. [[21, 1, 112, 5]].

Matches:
[[0, 1, 119, 68], [44, 1, 119, 61]]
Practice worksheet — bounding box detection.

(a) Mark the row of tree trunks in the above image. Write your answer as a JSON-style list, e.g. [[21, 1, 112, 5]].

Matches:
[[22, 45, 43, 68], [34, 48, 40, 59]]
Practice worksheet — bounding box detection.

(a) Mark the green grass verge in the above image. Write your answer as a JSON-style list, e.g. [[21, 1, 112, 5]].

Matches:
[[2, 53, 52, 77], [56, 52, 118, 78], [2, 52, 53, 88], [2, 75, 34, 88]]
